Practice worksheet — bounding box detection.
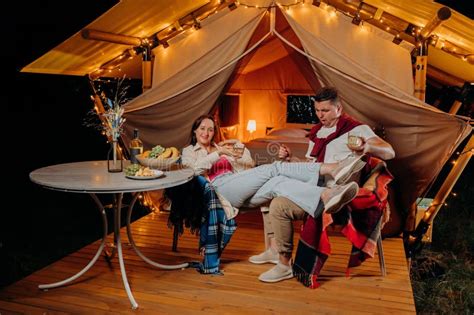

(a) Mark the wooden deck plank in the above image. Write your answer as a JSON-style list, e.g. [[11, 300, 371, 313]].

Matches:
[[0, 211, 415, 314]]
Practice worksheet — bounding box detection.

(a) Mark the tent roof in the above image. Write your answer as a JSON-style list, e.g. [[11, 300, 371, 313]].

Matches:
[[20, 0, 209, 78], [20, 0, 474, 85]]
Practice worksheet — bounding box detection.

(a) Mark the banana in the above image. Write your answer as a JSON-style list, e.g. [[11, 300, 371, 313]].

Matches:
[[158, 148, 172, 159], [170, 147, 180, 158]]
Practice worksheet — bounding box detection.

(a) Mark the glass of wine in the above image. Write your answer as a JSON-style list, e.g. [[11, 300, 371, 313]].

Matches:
[[233, 142, 245, 156], [347, 130, 363, 156]]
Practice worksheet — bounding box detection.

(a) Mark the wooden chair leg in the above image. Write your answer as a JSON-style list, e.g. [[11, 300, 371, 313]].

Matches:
[[377, 235, 386, 276], [172, 226, 179, 252]]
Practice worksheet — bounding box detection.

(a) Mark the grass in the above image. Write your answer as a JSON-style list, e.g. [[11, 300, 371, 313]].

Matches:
[[411, 250, 473, 314], [410, 159, 473, 314]]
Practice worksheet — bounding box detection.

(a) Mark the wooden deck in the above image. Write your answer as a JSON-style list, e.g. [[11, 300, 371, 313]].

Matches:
[[0, 210, 415, 314]]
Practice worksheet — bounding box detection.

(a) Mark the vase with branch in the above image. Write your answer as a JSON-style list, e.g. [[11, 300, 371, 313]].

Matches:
[[100, 77, 129, 172]]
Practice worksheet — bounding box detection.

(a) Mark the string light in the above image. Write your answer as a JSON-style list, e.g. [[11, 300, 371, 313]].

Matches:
[[89, 0, 473, 78], [239, 0, 305, 9], [315, 1, 473, 64], [392, 33, 402, 44]]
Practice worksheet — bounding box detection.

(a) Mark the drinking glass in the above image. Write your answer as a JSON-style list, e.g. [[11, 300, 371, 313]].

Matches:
[[347, 130, 363, 156], [233, 142, 245, 156]]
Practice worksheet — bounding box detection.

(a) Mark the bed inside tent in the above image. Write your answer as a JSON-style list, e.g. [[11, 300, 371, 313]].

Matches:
[[21, 0, 473, 242]]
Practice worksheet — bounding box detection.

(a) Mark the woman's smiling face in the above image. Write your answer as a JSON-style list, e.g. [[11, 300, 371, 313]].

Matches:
[[194, 118, 215, 146]]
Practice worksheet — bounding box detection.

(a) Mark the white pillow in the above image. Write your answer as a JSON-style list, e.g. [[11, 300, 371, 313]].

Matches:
[[267, 128, 308, 138]]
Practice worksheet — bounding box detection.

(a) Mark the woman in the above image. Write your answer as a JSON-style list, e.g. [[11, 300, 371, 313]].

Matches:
[[182, 115, 364, 217], [182, 114, 254, 177]]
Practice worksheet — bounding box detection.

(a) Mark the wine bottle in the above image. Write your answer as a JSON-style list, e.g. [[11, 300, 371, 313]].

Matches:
[[129, 128, 143, 164]]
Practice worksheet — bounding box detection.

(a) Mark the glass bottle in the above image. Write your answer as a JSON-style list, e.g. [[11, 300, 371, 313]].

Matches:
[[107, 140, 123, 173], [129, 128, 143, 164]]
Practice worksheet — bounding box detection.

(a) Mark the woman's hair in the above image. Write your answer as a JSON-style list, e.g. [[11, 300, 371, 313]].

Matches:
[[190, 114, 216, 145]]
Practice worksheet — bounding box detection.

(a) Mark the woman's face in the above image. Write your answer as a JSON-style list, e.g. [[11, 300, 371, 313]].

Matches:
[[194, 118, 215, 146]]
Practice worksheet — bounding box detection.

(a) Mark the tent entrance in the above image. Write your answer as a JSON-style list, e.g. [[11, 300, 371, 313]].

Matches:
[[218, 8, 321, 141]]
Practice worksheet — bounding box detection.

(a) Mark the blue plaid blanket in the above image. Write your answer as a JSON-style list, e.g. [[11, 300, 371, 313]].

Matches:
[[198, 177, 237, 274], [165, 175, 237, 274]]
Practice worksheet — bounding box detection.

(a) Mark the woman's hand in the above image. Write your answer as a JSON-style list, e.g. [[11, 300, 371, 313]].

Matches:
[[232, 142, 245, 159], [217, 144, 238, 158], [218, 139, 245, 159], [218, 139, 238, 146]]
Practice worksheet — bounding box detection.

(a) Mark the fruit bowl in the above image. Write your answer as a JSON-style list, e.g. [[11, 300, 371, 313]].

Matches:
[[136, 154, 180, 170]]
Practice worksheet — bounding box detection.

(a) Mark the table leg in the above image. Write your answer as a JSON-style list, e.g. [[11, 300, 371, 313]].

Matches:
[[104, 195, 119, 260], [38, 193, 108, 290], [114, 193, 139, 309], [126, 193, 189, 270]]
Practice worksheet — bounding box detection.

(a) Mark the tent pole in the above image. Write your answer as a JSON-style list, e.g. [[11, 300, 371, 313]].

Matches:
[[449, 82, 471, 114], [413, 7, 451, 102], [405, 134, 473, 260], [406, 7, 454, 257], [141, 46, 153, 92], [406, 82, 472, 262], [406, 82, 471, 268], [449, 100, 463, 115], [82, 29, 142, 46], [419, 7, 451, 39], [413, 41, 428, 102]]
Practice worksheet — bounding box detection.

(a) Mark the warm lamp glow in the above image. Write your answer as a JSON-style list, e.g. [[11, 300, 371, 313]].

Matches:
[[246, 120, 257, 133]]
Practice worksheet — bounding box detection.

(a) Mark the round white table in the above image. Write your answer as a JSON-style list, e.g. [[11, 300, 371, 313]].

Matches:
[[30, 161, 194, 309]]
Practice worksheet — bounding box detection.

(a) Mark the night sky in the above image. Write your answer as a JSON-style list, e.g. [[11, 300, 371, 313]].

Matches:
[[1, 0, 473, 287], [2, 0, 119, 286]]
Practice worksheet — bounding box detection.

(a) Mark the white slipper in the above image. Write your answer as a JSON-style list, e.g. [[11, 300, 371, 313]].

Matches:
[[324, 182, 359, 214], [333, 155, 367, 185], [258, 262, 294, 283]]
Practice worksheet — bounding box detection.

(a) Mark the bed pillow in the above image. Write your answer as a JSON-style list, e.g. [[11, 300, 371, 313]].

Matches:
[[267, 127, 309, 138]]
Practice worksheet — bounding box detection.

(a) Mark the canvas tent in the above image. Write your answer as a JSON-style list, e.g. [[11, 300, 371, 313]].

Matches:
[[21, 0, 472, 234], [21, 0, 474, 84]]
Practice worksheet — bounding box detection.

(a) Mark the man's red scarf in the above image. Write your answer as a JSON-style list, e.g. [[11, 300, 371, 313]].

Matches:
[[308, 113, 362, 162]]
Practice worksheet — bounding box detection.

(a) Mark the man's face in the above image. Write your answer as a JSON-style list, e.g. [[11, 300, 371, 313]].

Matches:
[[314, 100, 342, 128]]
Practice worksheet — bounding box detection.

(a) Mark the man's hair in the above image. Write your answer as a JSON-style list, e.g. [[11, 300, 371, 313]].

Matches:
[[314, 87, 339, 104]]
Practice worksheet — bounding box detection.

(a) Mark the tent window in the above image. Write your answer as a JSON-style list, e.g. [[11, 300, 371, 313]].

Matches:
[[286, 95, 318, 124], [219, 95, 240, 127]]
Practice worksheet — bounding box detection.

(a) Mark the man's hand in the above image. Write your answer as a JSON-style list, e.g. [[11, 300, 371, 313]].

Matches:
[[362, 136, 396, 160], [278, 144, 292, 161], [347, 136, 366, 155]]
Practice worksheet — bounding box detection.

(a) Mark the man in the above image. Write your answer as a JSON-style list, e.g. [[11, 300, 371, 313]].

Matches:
[[249, 86, 395, 283]]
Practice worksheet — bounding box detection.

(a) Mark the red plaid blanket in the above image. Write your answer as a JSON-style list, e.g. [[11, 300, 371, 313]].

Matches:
[[293, 157, 393, 288]]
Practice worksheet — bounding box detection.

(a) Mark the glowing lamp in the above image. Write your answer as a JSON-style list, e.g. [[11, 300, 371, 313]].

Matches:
[[246, 120, 257, 133]]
